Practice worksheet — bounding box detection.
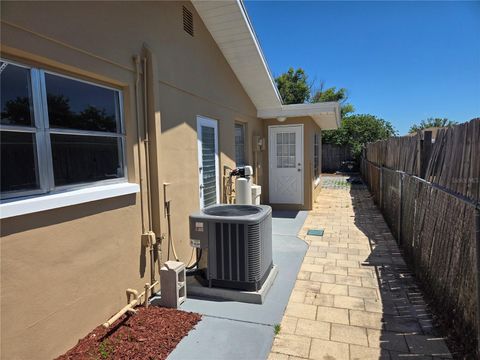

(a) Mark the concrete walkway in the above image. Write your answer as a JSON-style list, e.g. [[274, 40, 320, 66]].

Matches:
[[269, 179, 452, 360]]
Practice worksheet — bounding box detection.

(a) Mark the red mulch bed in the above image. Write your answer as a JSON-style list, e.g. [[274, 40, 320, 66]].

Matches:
[[55, 306, 202, 360]]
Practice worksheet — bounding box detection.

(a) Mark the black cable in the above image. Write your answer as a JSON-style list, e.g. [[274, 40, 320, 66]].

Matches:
[[186, 248, 202, 270]]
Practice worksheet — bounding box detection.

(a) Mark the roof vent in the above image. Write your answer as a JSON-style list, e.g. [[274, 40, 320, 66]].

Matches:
[[183, 6, 194, 36]]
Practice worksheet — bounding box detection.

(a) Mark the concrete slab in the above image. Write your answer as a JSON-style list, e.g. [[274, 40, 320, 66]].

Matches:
[[167, 211, 308, 360], [170, 316, 274, 360], [186, 265, 279, 304], [271, 210, 308, 236], [176, 233, 307, 326]]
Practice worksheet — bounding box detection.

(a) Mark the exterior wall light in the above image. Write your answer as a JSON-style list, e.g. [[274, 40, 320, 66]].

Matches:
[[277, 116, 287, 122]]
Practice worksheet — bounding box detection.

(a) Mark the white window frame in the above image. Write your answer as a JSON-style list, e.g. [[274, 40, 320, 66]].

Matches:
[[0, 58, 127, 201]]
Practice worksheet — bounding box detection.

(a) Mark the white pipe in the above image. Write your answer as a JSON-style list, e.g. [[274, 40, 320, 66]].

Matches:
[[103, 281, 159, 328], [142, 56, 153, 232]]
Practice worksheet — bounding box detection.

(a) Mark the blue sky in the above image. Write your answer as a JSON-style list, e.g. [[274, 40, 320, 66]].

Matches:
[[244, 1, 480, 135]]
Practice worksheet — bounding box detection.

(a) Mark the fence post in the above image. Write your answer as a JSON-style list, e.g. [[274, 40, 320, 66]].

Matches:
[[398, 172, 403, 245], [421, 131, 433, 179], [379, 166, 383, 210], [475, 206, 480, 357], [416, 132, 422, 177]]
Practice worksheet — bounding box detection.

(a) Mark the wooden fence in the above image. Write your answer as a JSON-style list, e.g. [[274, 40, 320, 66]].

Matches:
[[361, 118, 480, 357], [322, 144, 355, 173], [364, 118, 479, 203]]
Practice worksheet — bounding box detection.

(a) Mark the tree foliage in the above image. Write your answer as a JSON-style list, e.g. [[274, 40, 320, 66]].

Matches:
[[274, 67, 310, 104], [274, 68, 396, 159], [310, 85, 355, 116], [323, 114, 397, 158], [408, 117, 458, 133], [1, 95, 116, 132]]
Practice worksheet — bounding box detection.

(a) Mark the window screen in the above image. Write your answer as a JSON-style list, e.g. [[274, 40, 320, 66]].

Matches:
[[201, 126, 217, 207], [235, 123, 246, 166]]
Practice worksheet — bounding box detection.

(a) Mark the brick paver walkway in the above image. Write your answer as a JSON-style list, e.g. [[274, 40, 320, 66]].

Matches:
[[269, 180, 452, 360]]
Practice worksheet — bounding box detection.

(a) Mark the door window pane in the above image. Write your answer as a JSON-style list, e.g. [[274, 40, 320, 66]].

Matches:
[[1, 131, 39, 192], [45, 73, 119, 133], [276, 131, 296, 168], [0, 62, 34, 127], [201, 126, 217, 207], [51, 134, 123, 186]]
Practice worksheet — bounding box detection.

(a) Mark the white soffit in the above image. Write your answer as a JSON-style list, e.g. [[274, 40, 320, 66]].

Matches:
[[258, 102, 341, 130], [192, 0, 282, 110]]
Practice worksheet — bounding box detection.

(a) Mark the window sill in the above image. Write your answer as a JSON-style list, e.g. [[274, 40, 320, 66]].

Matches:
[[0, 182, 140, 219]]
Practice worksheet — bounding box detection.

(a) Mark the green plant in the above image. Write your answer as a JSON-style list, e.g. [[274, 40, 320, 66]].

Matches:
[[98, 340, 111, 359], [275, 68, 311, 104], [409, 117, 458, 133], [274, 324, 281, 335], [323, 114, 397, 159]]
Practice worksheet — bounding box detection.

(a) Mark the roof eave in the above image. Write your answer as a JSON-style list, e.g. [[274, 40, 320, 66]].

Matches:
[[257, 102, 341, 130]]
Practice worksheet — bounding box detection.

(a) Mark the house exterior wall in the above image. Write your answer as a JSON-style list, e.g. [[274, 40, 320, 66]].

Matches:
[[0, 2, 264, 359], [262, 117, 321, 211]]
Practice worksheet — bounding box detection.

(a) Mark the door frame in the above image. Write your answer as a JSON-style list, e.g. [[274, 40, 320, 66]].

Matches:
[[268, 124, 304, 205], [197, 115, 220, 208]]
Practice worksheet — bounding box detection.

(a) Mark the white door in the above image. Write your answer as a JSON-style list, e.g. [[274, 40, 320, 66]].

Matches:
[[269, 125, 304, 204], [197, 116, 220, 208]]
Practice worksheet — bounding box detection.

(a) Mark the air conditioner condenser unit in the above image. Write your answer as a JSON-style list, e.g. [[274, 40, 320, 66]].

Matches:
[[189, 204, 272, 291]]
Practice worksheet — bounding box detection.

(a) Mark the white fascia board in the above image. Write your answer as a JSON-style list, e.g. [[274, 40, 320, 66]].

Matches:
[[193, 0, 282, 109], [257, 102, 340, 118], [0, 182, 140, 219], [257, 102, 341, 129], [236, 0, 283, 106]]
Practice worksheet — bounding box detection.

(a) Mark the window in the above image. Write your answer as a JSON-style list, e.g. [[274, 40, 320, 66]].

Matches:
[[234, 123, 246, 166], [0, 59, 125, 200], [276, 132, 296, 168], [314, 133, 320, 178]]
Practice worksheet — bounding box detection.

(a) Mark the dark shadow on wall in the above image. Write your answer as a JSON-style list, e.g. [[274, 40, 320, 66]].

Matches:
[[347, 181, 453, 359], [0, 193, 136, 236]]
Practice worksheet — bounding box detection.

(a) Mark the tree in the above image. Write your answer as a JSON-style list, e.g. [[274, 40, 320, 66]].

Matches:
[[323, 114, 397, 159], [274, 67, 310, 104], [310, 84, 355, 116], [408, 118, 458, 133], [1, 96, 32, 126]]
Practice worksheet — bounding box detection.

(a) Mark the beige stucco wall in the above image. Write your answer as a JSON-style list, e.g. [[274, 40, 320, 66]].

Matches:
[[0, 2, 265, 359], [262, 117, 321, 211]]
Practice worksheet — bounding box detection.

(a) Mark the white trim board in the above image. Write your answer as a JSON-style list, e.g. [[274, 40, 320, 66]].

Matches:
[[0, 182, 139, 219]]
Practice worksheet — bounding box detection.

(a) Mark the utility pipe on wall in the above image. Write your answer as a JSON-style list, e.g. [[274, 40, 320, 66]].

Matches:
[[134, 54, 156, 288], [133, 55, 147, 235], [142, 55, 156, 287], [102, 281, 158, 328]]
